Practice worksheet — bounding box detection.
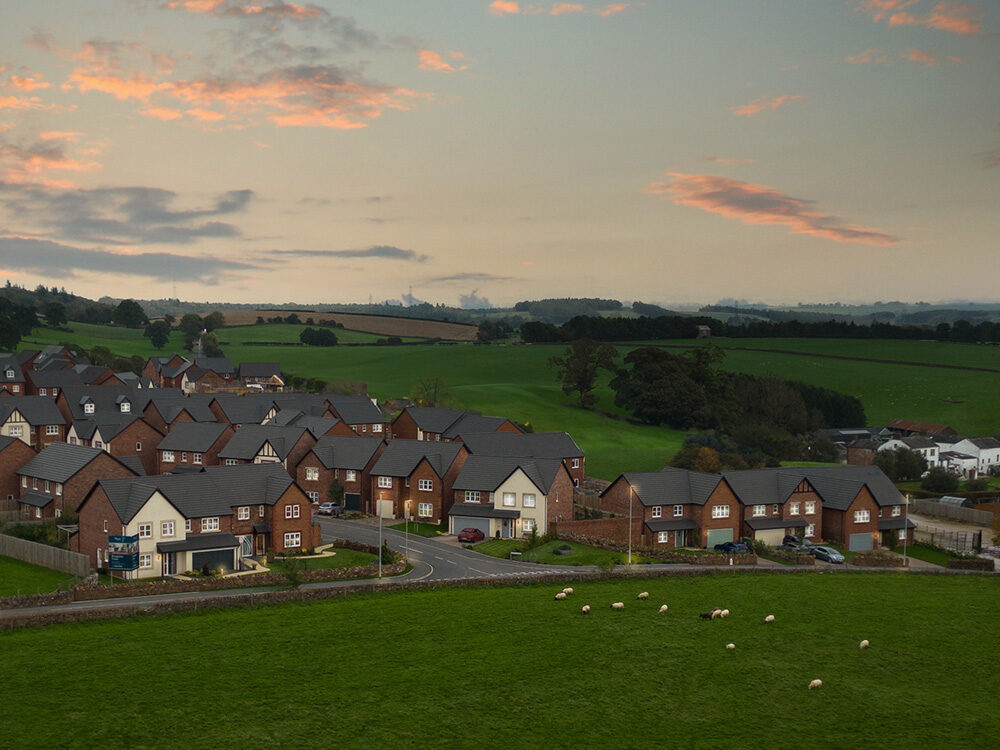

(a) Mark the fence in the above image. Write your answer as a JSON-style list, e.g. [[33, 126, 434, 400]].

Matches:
[[0, 535, 90, 577], [914, 528, 982, 554], [0, 510, 22, 525], [912, 499, 993, 526]]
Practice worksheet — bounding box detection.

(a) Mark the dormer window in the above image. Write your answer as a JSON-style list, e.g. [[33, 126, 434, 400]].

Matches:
[[84, 402, 95, 415], [4, 369, 13, 379], [120, 402, 131, 413]]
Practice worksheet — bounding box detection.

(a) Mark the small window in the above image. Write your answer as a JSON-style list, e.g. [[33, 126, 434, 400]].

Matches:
[[139, 553, 152, 569], [378, 476, 393, 488], [84, 402, 95, 414], [44, 480, 50, 493], [805, 524, 815, 538], [32, 478, 38, 490], [673, 504, 683, 517], [21, 476, 26, 488], [711, 505, 730, 519], [161, 521, 175, 537], [284, 532, 301, 549], [162, 451, 175, 463], [418, 502, 433, 518], [9, 426, 22, 437], [259, 505, 265, 517], [225, 459, 238, 466], [35, 507, 42, 519], [418, 478, 433, 492], [658, 531, 669, 544], [185, 519, 192, 532], [120, 402, 131, 413], [307, 491, 319, 502], [237, 506, 250, 521], [345, 470, 356, 482], [805, 501, 816, 515], [361, 424, 367, 432], [772, 504, 779, 515], [651, 506, 662, 518], [465, 491, 480, 503], [898, 528, 908, 541], [56, 483, 62, 495], [138, 523, 152, 539], [571, 458, 580, 469], [892, 506, 901, 517], [103, 520, 109, 533], [523, 493, 536, 508], [305, 467, 320, 481], [70, 437, 78, 445], [192, 453, 202, 464], [11, 385, 19, 393], [790, 502, 800, 516], [39, 388, 47, 396], [55, 508, 62, 518], [503, 492, 516, 507], [136, 442, 142, 452], [181, 453, 187, 463]]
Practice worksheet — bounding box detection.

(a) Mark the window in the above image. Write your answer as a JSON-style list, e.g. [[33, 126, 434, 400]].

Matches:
[[237, 506, 250, 521], [70, 437, 77, 445], [465, 491, 481, 503], [673, 505, 683, 517], [259, 505, 265, 517], [138, 523, 151, 538], [523, 518, 535, 534], [805, 524, 815, 538], [103, 520, 108, 533], [21, 477, 26, 488], [345, 470, 357, 482], [201, 517, 220, 532], [307, 491, 319, 502], [892, 505, 901, 517], [305, 467, 320, 481], [120, 401, 131, 413], [651, 505, 662, 518], [44, 481, 49, 493], [790, 502, 800, 516], [503, 492, 516, 507], [711, 505, 730, 519], [404, 478, 410, 488], [35, 507, 42, 519], [39, 388, 47, 396], [32, 478, 38, 490], [854, 509, 871, 524], [139, 553, 152, 569], [752, 504, 766, 517], [46, 425, 59, 435], [225, 459, 238, 466], [372, 423, 383, 433], [898, 528, 908, 541], [772, 504, 779, 515], [136, 442, 142, 452], [418, 502, 432, 518], [418, 478, 433, 492], [11, 385, 19, 393], [9, 425, 22, 437], [571, 458, 580, 469], [805, 501, 816, 515], [193, 452, 203, 464], [284, 532, 301, 549], [55, 508, 61, 518], [4, 369, 12, 378], [161, 521, 175, 537], [658, 531, 670, 544], [185, 519, 192, 532], [523, 493, 536, 508], [378, 476, 393, 488], [162, 451, 175, 463], [181, 453, 187, 463], [84, 402, 95, 414], [285, 504, 300, 519], [94, 441, 104, 450], [55, 483, 62, 495], [361, 424, 367, 432]]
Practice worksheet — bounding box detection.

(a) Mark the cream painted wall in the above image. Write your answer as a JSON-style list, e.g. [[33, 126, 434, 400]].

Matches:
[[1, 412, 30, 444], [124, 490, 187, 580], [495, 469, 547, 538]]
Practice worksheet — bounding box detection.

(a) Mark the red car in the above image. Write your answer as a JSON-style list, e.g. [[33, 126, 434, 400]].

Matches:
[[457, 527, 485, 543]]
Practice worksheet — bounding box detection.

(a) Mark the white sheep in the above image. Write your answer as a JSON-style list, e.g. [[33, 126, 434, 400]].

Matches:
[[859, 639, 870, 649], [658, 604, 669, 614], [764, 615, 775, 624], [562, 587, 574, 595], [726, 642, 736, 650], [611, 601, 625, 610], [554, 592, 567, 601], [581, 605, 590, 614], [809, 679, 822, 690], [637, 591, 649, 600], [711, 609, 723, 619], [720, 609, 730, 618]]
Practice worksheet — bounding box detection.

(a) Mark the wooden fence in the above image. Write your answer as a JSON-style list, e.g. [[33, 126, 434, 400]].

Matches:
[[0, 535, 90, 577], [912, 499, 993, 526]]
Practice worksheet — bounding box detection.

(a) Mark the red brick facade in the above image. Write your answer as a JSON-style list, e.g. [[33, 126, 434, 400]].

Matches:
[[0, 440, 37, 507], [821, 486, 880, 547], [372, 451, 469, 523], [19, 451, 138, 518], [295, 443, 386, 507]]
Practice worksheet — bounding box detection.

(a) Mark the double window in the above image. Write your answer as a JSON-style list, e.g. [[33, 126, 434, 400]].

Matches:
[[805, 501, 816, 515], [854, 510, 871, 524], [465, 491, 480, 503], [305, 467, 320, 481], [201, 517, 220, 532], [752, 505, 766, 517], [378, 476, 393, 489], [651, 506, 662, 519], [711, 505, 730, 519], [658, 531, 669, 544], [372, 423, 383, 433], [891, 506, 901, 517], [345, 470, 357, 482], [418, 502, 433, 518], [285, 504, 301, 519], [161, 521, 175, 538], [162, 451, 175, 463], [789, 503, 800, 516], [523, 518, 535, 534], [192, 453, 202, 465], [673, 505, 683, 517], [237, 507, 250, 521], [139, 553, 152, 569], [418, 478, 433, 492], [284, 532, 301, 549], [571, 458, 580, 469]]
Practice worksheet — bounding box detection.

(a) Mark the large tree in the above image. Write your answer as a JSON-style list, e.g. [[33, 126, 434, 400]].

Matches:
[[548, 338, 618, 408], [42, 301, 68, 329], [144, 320, 171, 350], [202, 311, 225, 331], [112, 299, 148, 328]]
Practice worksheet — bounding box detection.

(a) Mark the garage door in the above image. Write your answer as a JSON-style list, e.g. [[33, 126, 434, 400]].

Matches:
[[192, 548, 235, 573], [344, 493, 360, 511], [451, 516, 490, 536], [705, 528, 733, 548], [848, 532, 873, 552], [756, 528, 785, 547]]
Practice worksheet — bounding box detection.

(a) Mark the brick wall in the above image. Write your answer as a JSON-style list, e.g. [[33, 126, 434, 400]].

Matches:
[[0, 441, 36, 508], [547, 465, 575, 527], [269, 484, 317, 553], [74, 485, 123, 569], [822, 487, 879, 545], [390, 411, 419, 440], [62, 453, 140, 513], [555, 516, 643, 545], [109, 419, 165, 475]]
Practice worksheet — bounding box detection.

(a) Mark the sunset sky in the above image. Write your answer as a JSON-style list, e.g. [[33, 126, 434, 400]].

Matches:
[[0, 1, 997, 308]]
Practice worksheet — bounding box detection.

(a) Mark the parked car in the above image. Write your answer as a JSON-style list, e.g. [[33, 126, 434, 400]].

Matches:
[[457, 527, 485, 543], [809, 545, 845, 564], [317, 502, 344, 517], [780, 535, 814, 552], [714, 541, 750, 553]]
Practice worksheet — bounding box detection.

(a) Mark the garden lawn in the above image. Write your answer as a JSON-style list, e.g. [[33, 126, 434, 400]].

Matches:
[[1, 574, 999, 747], [0, 554, 75, 597], [265, 548, 376, 572], [891, 544, 954, 567], [387, 521, 447, 537], [472, 539, 651, 565]]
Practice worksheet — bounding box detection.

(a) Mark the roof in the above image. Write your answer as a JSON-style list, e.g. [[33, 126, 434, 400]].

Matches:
[[267, 410, 342, 437], [218, 424, 310, 461], [448, 503, 520, 519], [877, 517, 917, 530], [605, 468, 724, 507], [0, 356, 26, 382], [442, 413, 513, 439], [452, 455, 565, 494], [962, 437, 1000, 450], [194, 357, 234, 374], [722, 470, 810, 506], [325, 394, 384, 425], [157, 532, 239, 553], [370, 439, 465, 478], [97, 463, 294, 523], [458, 431, 583, 460], [745, 517, 807, 530], [888, 418, 955, 435], [253, 522, 270, 534], [238, 362, 281, 378], [0, 435, 27, 453], [18, 491, 54, 508], [403, 407, 478, 433], [117, 455, 146, 476], [19, 442, 135, 482], [70, 413, 144, 442], [310, 435, 384, 470], [157, 422, 231, 452], [885, 436, 937, 450], [0, 396, 66, 426], [644, 517, 699, 532], [781, 466, 904, 510], [210, 394, 276, 424], [26, 369, 85, 388]]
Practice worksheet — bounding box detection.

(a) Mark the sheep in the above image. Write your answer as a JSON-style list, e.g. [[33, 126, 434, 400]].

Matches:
[[699, 611, 714, 620], [726, 643, 736, 650], [562, 587, 574, 595], [636, 591, 649, 600], [658, 604, 669, 614], [581, 605, 591, 614], [554, 592, 567, 601], [711, 608, 723, 620], [764, 615, 775, 624], [859, 639, 870, 649], [809, 679, 823, 690], [611, 602, 625, 610], [720, 609, 730, 618]]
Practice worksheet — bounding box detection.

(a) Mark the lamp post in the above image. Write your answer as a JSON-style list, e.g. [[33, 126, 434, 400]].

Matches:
[[378, 507, 383, 579], [405, 500, 411, 562], [628, 485, 634, 566], [903, 494, 909, 567]]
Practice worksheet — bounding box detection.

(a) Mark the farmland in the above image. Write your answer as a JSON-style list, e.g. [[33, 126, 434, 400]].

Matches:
[[1, 573, 997, 747], [202, 309, 479, 340]]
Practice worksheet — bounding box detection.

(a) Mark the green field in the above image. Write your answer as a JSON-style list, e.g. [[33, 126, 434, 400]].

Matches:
[[217, 324, 423, 346], [1, 574, 998, 747], [0, 555, 76, 597], [473, 538, 649, 565], [265, 547, 376, 572]]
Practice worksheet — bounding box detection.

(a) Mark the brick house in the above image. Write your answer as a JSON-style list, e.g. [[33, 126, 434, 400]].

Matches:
[[0, 436, 37, 509], [217, 424, 317, 477], [324, 394, 389, 437], [805, 466, 909, 550], [0, 351, 31, 395], [267, 410, 356, 438], [181, 367, 229, 394], [143, 394, 217, 433], [0, 396, 67, 449], [456, 431, 586, 486], [723, 470, 824, 545], [296, 435, 386, 507], [368, 440, 469, 522], [142, 354, 192, 388], [157, 422, 236, 474], [448, 456, 574, 539], [66, 414, 165, 475], [209, 394, 283, 426], [17, 442, 139, 518], [74, 463, 321, 578], [391, 406, 520, 442], [238, 362, 284, 392]]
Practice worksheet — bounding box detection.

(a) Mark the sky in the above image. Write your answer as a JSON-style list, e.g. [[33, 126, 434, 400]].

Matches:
[[0, 0, 997, 308]]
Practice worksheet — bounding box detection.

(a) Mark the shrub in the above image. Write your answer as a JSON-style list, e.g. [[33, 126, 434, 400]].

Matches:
[[964, 477, 989, 492], [921, 467, 960, 493]]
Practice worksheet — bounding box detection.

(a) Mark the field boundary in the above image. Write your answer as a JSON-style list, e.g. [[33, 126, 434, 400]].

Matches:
[[0, 535, 90, 577]]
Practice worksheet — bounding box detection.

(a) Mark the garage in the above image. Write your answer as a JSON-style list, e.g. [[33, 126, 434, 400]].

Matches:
[[448, 503, 519, 537], [192, 548, 236, 573], [848, 532, 874, 552], [450, 516, 490, 536], [755, 528, 785, 547], [158, 532, 240, 575], [344, 493, 361, 511], [704, 528, 733, 548]]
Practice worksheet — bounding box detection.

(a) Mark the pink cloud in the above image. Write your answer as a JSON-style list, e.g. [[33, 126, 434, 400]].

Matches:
[[856, 1, 983, 35], [417, 50, 469, 73], [8, 73, 51, 91], [704, 156, 756, 165], [597, 3, 630, 16], [0, 95, 56, 111], [845, 49, 891, 64], [645, 172, 901, 246], [551, 3, 585, 14], [0, 140, 100, 186], [140, 106, 184, 120], [732, 95, 802, 117], [38, 131, 83, 141], [185, 107, 226, 121], [489, 1, 521, 15]]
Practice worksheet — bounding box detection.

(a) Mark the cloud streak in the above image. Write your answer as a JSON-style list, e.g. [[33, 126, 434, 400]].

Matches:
[[424, 272, 515, 284], [854, 1, 984, 35], [488, 1, 631, 17], [417, 50, 469, 73], [269, 245, 429, 262], [732, 95, 802, 117], [645, 173, 902, 246]]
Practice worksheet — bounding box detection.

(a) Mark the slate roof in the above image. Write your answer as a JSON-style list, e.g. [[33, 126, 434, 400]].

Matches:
[[326, 394, 385, 425], [404, 407, 478, 433], [238, 362, 281, 378], [442, 414, 512, 439], [0, 357, 26, 383], [963, 437, 1000, 450], [157, 532, 239, 553], [0, 396, 66, 426], [452, 455, 565, 494], [210, 394, 276, 424], [217, 424, 310, 461], [117, 455, 147, 476], [19, 442, 137, 482], [721, 470, 809, 506], [18, 491, 54, 508], [157, 422, 231, 452], [888, 418, 955, 435], [310, 435, 384, 470], [370, 439, 464, 478], [448, 503, 520, 519], [97, 463, 293, 524], [889, 436, 937, 450], [72, 364, 114, 384], [70, 414, 144, 441], [267, 410, 342, 437], [605, 468, 724, 507], [644, 517, 699, 532], [458, 431, 583, 460], [776, 466, 904, 510], [147, 394, 217, 423], [194, 357, 234, 374], [26, 369, 85, 388], [878, 517, 917, 530]]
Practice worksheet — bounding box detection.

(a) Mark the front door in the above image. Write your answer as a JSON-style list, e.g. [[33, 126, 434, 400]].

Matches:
[[162, 552, 176, 576], [256, 535, 266, 555], [240, 535, 253, 558], [502, 519, 512, 538], [675, 530, 687, 548]]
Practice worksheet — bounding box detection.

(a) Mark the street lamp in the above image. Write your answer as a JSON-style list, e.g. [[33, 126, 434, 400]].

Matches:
[[903, 494, 910, 567], [628, 484, 634, 566], [405, 500, 411, 562]]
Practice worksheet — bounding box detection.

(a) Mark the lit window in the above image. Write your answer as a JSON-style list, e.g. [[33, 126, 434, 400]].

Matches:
[[523, 493, 536, 508], [711, 505, 730, 519], [465, 491, 480, 503], [378, 476, 393, 488], [345, 470, 356, 482], [284, 532, 301, 549], [418, 478, 433, 492], [673, 505, 683, 517], [237, 506, 250, 521], [201, 517, 220, 532], [854, 510, 871, 524], [503, 492, 516, 507], [161, 521, 175, 537], [305, 467, 320, 481], [418, 502, 433, 517], [790, 503, 800, 516], [658, 531, 669, 544], [651, 506, 662, 518], [138, 523, 151, 538], [752, 505, 766, 517]]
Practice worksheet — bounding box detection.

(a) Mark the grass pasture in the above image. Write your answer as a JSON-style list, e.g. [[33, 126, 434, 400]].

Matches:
[[1, 573, 998, 747], [473, 538, 649, 565], [264, 547, 376, 572], [0, 555, 76, 597]]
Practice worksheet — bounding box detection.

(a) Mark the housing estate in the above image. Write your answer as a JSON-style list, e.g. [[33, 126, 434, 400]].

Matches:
[[368, 439, 469, 522]]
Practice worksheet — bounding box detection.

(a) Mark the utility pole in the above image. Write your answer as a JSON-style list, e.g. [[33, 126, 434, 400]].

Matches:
[[628, 485, 634, 566]]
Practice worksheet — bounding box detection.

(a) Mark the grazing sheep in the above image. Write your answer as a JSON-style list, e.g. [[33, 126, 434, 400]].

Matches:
[[563, 587, 574, 595], [711, 609, 723, 620], [699, 611, 714, 620], [726, 643, 736, 650], [720, 609, 730, 618], [764, 615, 775, 624], [859, 639, 870, 649], [611, 602, 625, 610], [637, 592, 649, 600], [581, 605, 590, 614], [659, 604, 669, 614], [809, 679, 823, 690], [555, 592, 567, 601]]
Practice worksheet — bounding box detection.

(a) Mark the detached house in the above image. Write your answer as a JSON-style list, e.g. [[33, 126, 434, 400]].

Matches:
[[805, 466, 910, 550], [950, 437, 1000, 477], [448, 455, 574, 539], [217, 424, 317, 475], [0, 351, 34, 395], [391, 406, 520, 442], [0, 397, 67, 448], [296, 435, 386, 507], [266, 409, 356, 438], [368, 440, 469, 522], [17, 442, 139, 518], [238, 362, 284, 392], [142, 355, 192, 389], [74, 463, 321, 578], [325, 394, 389, 436], [157, 422, 236, 474], [457, 431, 587, 486]]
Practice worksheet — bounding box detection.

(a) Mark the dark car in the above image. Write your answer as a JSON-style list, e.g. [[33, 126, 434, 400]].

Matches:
[[317, 502, 344, 517], [779, 535, 814, 552], [714, 541, 750, 553], [457, 527, 485, 543], [809, 545, 845, 564]]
